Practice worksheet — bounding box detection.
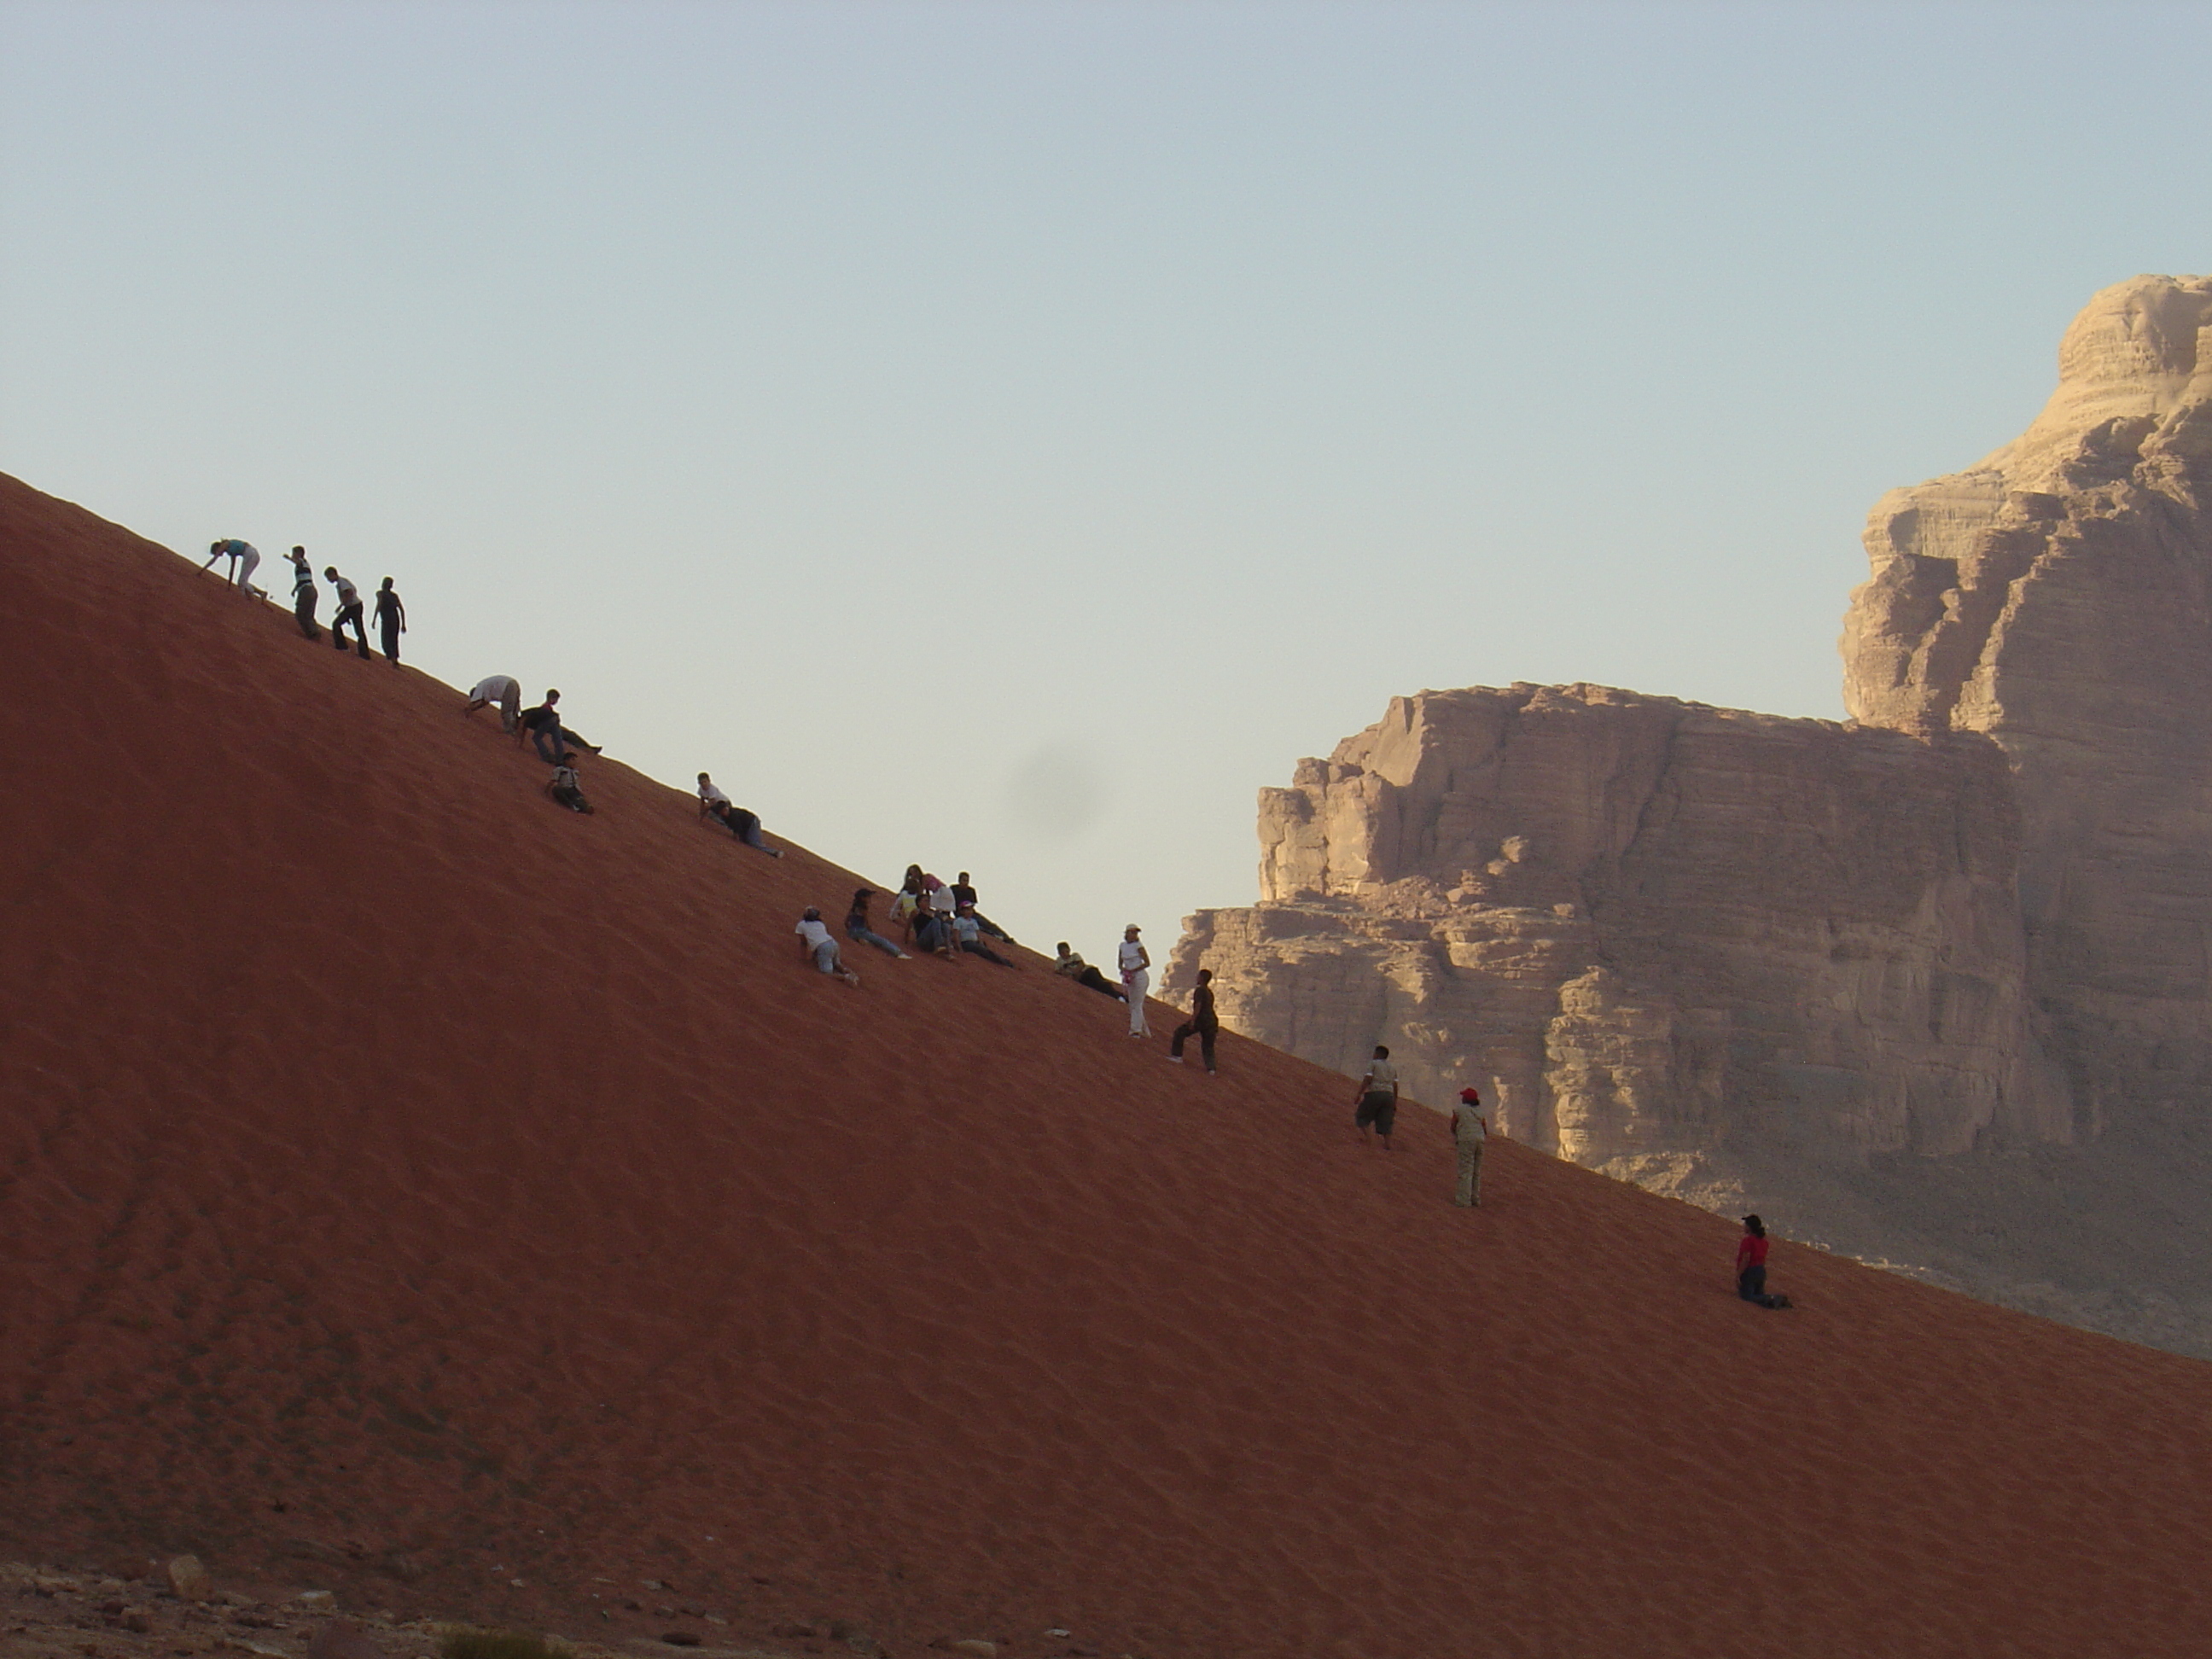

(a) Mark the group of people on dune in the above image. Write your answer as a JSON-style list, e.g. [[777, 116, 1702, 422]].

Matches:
[[207, 538, 406, 665], [222, 536, 1792, 1307]]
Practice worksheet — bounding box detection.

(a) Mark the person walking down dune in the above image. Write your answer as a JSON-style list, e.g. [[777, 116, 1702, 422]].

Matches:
[[796, 906, 860, 987], [1452, 1086, 1487, 1207], [1119, 925, 1151, 1034], [1055, 942, 1126, 1000], [324, 566, 370, 659], [949, 871, 1015, 945], [1168, 969, 1220, 1074], [845, 889, 910, 959], [204, 539, 265, 598], [374, 578, 405, 666], [465, 675, 523, 736], [287, 547, 320, 640], [547, 755, 593, 814], [1354, 1045, 1400, 1150], [1736, 1215, 1792, 1308]]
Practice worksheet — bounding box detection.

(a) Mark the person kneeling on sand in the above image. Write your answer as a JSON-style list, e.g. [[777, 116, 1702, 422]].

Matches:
[[795, 906, 860, 987], [1354, 1045, 1399, 1150], [1055, 943, 1126, 1000], [1736, 1215, 1792, 1308], [466, 675, 523, 736], [548, 755, 594, 814], [1452, 1086, 1487, 1207]]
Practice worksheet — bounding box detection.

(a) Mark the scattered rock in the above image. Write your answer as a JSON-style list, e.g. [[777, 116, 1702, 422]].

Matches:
[[295, 1590, 335, 1609], [772, 1621, 822, 1639], [950, 1644, 998, 1658], [306, 1618, 384, 1659], [166, 1558, 213, 1603], [123, 1610, 153, 1633], [702, 1614, 727, 1626], [661, 1633, 701, 1648]]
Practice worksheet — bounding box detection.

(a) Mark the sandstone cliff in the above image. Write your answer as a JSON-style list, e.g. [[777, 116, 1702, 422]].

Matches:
[[1173, 276, 2212, 1355]]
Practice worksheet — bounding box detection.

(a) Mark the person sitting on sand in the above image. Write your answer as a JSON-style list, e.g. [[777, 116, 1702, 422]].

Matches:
[[204, 539, 265, 598], [948, 871, 1014, 945], [795, 906, 860, 987], [953, 903, 1016, 966], [1452, 1086, 1487, 1208], [548, 755, 593, 814], [1167, 968, 1220, 1074], [1054, 943, 1126, 1000], [465, 675, 523, 736], [1354, 1045, 1399, 1150], [521, 690, 601, 765], [845, 889, 910, 959], [1736, 1215, 1792, 1308]]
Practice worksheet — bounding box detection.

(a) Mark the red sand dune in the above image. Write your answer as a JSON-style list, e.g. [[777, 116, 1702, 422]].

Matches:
[[5, 470, 2212, 1659]]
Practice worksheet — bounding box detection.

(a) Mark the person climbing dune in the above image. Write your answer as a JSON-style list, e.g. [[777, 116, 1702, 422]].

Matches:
[[1737, 1215, 1792, 1308]]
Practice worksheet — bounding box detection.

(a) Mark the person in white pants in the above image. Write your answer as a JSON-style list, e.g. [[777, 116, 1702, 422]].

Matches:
[[204, 539, 265, 598], [1119, 923, 1151, 1036]]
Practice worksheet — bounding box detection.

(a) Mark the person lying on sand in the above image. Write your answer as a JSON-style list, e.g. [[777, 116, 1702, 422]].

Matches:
[[696, 773, 783, 857], [1054, 943, 1126, 1000], [795, 907, 860, 987], [1736, 1215, 1792, 1308], [547, 756, 593, 814], [1354, 1045, 1399, 1150], [465, 675, 523, 736]]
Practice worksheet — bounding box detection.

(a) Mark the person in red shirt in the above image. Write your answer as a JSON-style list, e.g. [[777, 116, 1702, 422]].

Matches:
[[1736, 1215, 1791, 1309]]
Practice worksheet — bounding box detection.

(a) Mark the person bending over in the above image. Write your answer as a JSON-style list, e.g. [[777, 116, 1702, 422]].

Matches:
[[845, 889, 910, 958], [1736, 1215, 1792, 1308], [795, 906, 860, 987], [548, 757, 593, 814], [1354, 1045, 1399, 1150], [1168, 969, 1220, 1074], [466, 675, 523, 736], [205, 539, 265, 598], [1054, 943, 1126, 1000]]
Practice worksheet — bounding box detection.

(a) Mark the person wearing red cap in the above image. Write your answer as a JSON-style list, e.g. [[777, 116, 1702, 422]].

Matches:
[[1452, 1086, 1487, 1207]]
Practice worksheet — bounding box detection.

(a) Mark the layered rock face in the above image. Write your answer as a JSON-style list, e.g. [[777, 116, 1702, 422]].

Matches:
[[1173, 276, 2212, 1353]]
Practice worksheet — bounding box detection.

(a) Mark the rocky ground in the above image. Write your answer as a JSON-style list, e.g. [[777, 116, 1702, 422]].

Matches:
[[0, 1562, 1048, 1659]]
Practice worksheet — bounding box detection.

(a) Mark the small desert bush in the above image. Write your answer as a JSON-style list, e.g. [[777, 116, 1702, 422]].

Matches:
[[438, 1629, 574, 1659]]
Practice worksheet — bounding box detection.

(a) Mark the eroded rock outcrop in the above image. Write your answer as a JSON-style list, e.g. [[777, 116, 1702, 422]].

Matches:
[[1172, 276, 2212, 1353]]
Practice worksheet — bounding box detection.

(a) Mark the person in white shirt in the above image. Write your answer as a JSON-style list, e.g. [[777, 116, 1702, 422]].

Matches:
[[697, 773, 782, 856], [323, 565, 370, 659], [547, 757, 593, 814], [795, 907, 859, 987], [465, 675, 523, 736], [1118, 924, 1150, 1036], [1354, 1045, 1400, 1150], [1452, 1086, 1489, 1206]]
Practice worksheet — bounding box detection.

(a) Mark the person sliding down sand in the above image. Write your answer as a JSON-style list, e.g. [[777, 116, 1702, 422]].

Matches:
[[795, 907, 860, 987], [547, 755, 594, 814], [1736, 1215, 1792, 1308], [521, 690, 601, 765], [1054, 943, 1125, 1000], [1354, 1045, 1399, 1150], [696, 773, 783, 857], [465, 675, 523, 737], [845, 889, 910, 959]]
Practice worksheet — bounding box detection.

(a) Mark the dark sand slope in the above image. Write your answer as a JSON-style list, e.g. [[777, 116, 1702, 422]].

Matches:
[[3, 471, 2210, 1659]]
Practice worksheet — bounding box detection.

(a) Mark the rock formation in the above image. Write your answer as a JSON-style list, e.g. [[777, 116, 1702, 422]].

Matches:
[[1171, 275, 2212, 1355]]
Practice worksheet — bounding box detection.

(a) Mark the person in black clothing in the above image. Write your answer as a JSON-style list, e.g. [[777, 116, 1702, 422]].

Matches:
[[949, 871, 1014, 944], [521, 690, 602, 765], [1169, 969, 1220, 1074], [374, 578, 406, 665], [288, 547, 320, 641]]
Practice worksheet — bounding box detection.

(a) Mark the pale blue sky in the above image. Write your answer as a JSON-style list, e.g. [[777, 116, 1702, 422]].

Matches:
[[5, 1, 2208, 957]]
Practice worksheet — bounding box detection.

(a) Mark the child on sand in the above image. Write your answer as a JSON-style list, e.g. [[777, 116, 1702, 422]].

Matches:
[[1354, 1045, 1399, 1150], [1736, 1216, 1792, 1308], [795, 907, 860, 987]]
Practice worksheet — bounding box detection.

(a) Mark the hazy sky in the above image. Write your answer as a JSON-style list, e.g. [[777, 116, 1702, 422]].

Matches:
[[5, 1, 2209, 958]]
